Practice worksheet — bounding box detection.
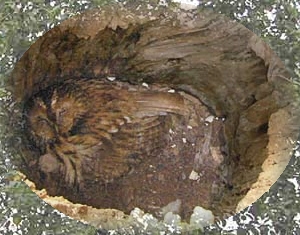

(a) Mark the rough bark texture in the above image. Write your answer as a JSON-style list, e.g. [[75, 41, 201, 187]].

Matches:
[[9, 3, 300, 229]]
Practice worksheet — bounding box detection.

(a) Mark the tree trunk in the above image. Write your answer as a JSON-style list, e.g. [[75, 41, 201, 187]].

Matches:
[[9, 3, 300, 231]]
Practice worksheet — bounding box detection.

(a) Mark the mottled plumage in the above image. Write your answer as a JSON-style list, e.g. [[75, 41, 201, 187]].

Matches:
[[26, 97, 57, 152], [26, 79, 188, 189]]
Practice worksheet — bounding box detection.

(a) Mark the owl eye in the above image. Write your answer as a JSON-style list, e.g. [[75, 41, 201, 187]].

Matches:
[[68, 118, 86, 136]]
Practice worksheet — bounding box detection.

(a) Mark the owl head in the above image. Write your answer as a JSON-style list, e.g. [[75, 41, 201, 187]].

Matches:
[[50, 84, 89, 137], [26, 97, 57, 151]]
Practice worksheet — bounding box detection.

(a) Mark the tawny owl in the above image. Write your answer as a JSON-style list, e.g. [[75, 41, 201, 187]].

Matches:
[[27, 78, 188, 190]]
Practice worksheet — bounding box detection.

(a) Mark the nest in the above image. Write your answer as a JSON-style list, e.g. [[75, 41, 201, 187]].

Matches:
[[7, 3, 300, 232]]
